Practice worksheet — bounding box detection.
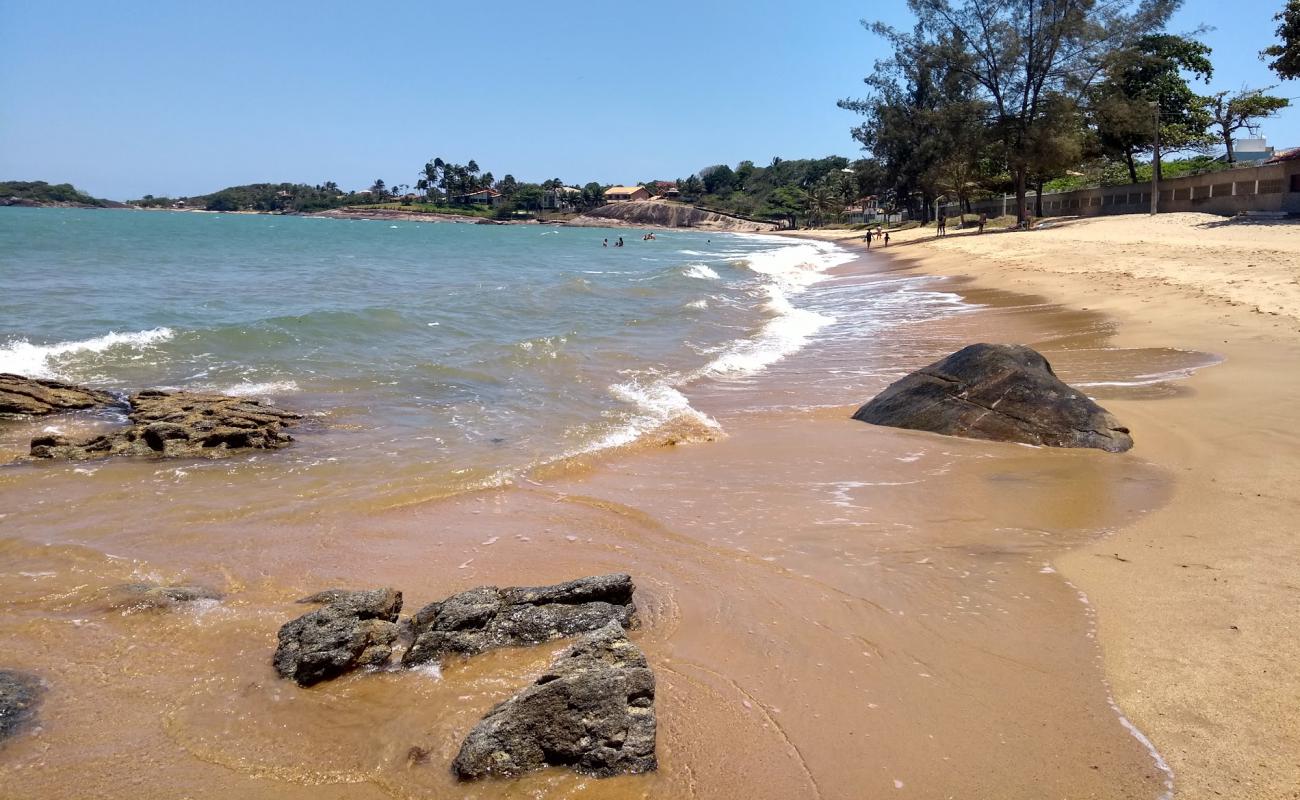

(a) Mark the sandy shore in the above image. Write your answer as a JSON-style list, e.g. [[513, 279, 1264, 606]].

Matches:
[[796, 212, 1300, 799]]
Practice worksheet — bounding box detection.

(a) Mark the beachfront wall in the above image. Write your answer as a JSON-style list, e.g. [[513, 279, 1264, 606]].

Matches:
[[938, 159, 1300, 220]]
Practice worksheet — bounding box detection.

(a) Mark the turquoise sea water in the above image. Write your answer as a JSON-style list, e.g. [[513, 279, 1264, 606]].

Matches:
[[1, 207, 870, 500]]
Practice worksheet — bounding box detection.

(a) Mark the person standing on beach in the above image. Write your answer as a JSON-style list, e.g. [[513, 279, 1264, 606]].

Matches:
[[864, 229, 873, 248], [884, 231, 890, 246], [978, 212, 987, 233], [937, 214, 946, 237]]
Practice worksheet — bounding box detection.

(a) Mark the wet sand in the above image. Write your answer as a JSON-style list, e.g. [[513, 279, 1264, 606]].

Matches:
[[0, 230, 1249, 798]]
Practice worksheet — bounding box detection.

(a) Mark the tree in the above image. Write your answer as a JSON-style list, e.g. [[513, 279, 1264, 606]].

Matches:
[[512, 184, 544, 211], [369, 178, 387, 198], [496, 174, 519, 199], [1263, 0, 1300, 79], [875, 0, 1177, 223], [700, 164, 738, 195], [1203, 88, 1291, 163], [1092, 34, 1214, 183]]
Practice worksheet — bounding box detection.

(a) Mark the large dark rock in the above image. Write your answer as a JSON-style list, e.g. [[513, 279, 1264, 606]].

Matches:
[[852, 344, 1133, 453], [0, 373, 115, 416], [402, 574, 637, 667], [29, 389, 301, 460], [273, 588, 402, 686], [0, 670, 43, 743], [453, 620, 656, 780]]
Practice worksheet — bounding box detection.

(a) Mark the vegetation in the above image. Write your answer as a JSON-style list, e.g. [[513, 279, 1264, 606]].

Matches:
[[0, 180, 109, 207], [1263, 0, 1300, 79], [837, 0, 1293, 224]]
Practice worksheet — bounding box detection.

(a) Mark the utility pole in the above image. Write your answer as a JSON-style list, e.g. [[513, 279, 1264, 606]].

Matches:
[[1150, 101, 1160, 216]]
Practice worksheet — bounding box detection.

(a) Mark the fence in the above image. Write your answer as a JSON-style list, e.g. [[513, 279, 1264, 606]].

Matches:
[[937, 159, 1300, 221]]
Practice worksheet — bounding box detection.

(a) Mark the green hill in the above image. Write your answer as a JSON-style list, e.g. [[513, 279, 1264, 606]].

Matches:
[[0, 180, 112, 207]]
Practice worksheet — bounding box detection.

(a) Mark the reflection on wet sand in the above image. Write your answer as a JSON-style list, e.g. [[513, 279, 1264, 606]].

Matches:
[[0, 258, 1214, 798]]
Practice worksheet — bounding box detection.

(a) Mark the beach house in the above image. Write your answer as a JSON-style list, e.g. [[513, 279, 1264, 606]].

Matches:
[[453, 188, 504, 207], [603, 186, 651, 202]]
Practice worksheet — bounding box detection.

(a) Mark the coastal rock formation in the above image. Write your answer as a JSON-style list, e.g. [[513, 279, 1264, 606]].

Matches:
[[105, 582, 224, 613], [402, 574, 637, 667], [0, 373, 115, 416], [273, 588, 403, 686], [453, 620, 656, 780], [853, 343, 1133, 452], [567, 200, 776, 232], [0, 670, 43, 743], [29, 389, 301, 460]]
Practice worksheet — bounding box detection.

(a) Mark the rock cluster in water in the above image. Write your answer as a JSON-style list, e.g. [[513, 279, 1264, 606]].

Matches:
[[273, 588, 403, 687], [0, 373, 116, 416], [29, 389, 301, 460], [853, 343, 1134, 452], [402, 573, 637, 667], [0, 670, 43, 744], [272, 574, 655, 780], [453, 620, 657, 779]]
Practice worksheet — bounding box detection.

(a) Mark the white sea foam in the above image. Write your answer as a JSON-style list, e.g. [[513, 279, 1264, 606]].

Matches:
[[219, 380, 299, 397], [686, 299, 709, 310], [0, 328, 174, 379], [598, 380, 721, 450], [682, 263, 721, 280]]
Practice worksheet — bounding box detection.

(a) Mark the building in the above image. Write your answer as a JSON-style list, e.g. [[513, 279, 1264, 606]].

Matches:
[[453, 188, 504, 207], [603, 186, 652, 202], [1219, 137, 1276, 164], [663, 186, 681, 200], [542, 186, 582, 210]]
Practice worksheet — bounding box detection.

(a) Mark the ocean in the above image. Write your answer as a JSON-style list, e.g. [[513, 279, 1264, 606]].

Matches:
[[0, 207, 904, 505]]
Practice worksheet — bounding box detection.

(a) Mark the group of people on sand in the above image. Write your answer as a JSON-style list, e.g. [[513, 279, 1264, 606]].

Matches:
[[863, 226, 890, 248], [936, 211, 989, 237]]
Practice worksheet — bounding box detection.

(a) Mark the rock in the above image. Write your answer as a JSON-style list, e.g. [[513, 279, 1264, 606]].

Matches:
[[453, 620, 656, 780], [29, 389, 302, 460], [403, 574, 637, 667], [852, 344, 1133, 453], [273, 588, 402, 686], [0, 373, 115, 416], [106, 582, 224, 612], [0, 670, 43, 743]]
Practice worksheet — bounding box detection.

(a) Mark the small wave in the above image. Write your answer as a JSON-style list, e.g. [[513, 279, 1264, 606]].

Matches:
[[0, 328, 174, 379], [700, 286, 834, 377], [599, 380, 721, 448], [682, 264, 721, 280], [686, 299, 709, 310]]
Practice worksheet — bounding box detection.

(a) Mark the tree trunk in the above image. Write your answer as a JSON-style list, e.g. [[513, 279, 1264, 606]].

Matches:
[[1223, 126, 1236, 163], [1014, 169, 1028, 225], [1124, 150, 1138, 184], [1034, 179, 1044, 218]]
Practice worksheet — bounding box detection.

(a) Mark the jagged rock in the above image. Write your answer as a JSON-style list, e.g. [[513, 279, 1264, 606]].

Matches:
[[29, 389, 301, 460], [0, 670, 43, 743], [273, 588, 402, 686], [106, 582, 224, 612], [852, 344, 1133, 452], [453, 620, 656, 780], [402, 574, 637, 667], [0, 373, 115, 416]]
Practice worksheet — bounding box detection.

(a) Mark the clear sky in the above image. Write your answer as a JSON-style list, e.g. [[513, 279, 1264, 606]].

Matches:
[[2, 0, 1296, 200]]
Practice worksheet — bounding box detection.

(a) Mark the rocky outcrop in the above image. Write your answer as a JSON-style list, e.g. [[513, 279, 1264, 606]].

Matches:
[[105, 582, 224, 612], [273, 588, 403, 686], [0, 670, 43, 743], [853, 343, 1133, 452], [0, 373, 116, 416], [453, 620, 656, 780], [29, 389, 301, 460], [402, 574, 637, 667], [567, 201, 776, 232]]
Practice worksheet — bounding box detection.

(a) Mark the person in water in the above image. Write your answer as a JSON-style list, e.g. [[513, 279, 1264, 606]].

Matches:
[[617, 237, 624, 247]]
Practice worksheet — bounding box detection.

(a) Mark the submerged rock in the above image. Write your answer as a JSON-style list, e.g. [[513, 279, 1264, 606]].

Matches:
[[402, 573, 637, 667], [106, 582, 224, 612], [0, 670, 43, 743], [453, 620, 656, 780], [852, 344, 1133, 452], [273, 588, 403, 686], [29, 389, 301, 460], [0, 373, 115, 417]]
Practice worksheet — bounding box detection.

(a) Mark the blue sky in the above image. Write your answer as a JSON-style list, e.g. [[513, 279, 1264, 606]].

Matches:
[[1, 1, 1296, 200]]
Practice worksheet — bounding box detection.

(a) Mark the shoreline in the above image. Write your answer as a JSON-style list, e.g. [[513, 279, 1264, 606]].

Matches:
[[794, 213, 1300, 799]]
